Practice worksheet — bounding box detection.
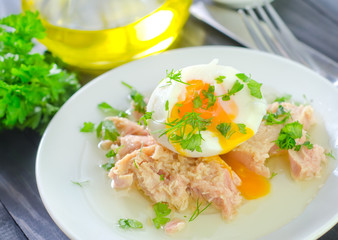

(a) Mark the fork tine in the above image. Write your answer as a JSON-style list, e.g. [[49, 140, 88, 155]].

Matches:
[[238, 9, 268, 52], [245, 7, 283, 56], [264, 2, 320, 71]]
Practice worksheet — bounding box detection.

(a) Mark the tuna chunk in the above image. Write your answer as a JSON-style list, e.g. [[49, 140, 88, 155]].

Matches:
[[288, 144, 326, 180], [109, 144, 243, 219], [164, 219, 186, 234], [106, 116, 149, 136], [227, 102, 316, 178], [118, 135, 156, 159]]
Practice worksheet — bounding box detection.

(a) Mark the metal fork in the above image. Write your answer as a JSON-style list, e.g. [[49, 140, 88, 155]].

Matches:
[[238, 2, 320, 72]]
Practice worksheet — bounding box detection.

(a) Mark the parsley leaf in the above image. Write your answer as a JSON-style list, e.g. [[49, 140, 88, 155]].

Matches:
[[202, 85, 216, 109], [80, 122, 95, 132], [220, 80, 244, 101], [237, 123, 247, 134], [138, 111, 153, 126], [269, 172, 278, 179], [274, 94, 292, 103], [165, 100, 169, 111], [160, 174, 164, 181], [122, 82, 146, 114], [215, 75, 225, 84], [275, 121, 303, 150], [163, 69, 190, 86], [97, 102, 128, 118], [236, 73, 263, 99], [118, 219, 143, 229], [263, 105, 291, 125], [189, 198, 212, 222], [0, 11, 80, 132], [96, 120, 120, 141], [152, 202, 171, 229], [216, 122, 235, 139], [160, 112, 211, 152], [101, 158, 115, 171], [325, 151, 336, 160], [193, 94, 203, 109]]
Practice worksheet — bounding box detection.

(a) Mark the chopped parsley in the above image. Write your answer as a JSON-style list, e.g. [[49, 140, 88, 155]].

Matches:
[[152, 202, 171, 229], [96, 120, 120, 141], [122, 82, 146, 114], [165, 100, 169, 111], [275, 121, 303, 150], [80, 122, 95, 132], [138, 111, 153, 126], [219, 80, 244, 101], [325, 151, 336, 160], [189, 198, 212, 222], [263, 105, 291, 125], [163, 69, 190, 86], [202, 85, 217, 109], [274, 94, 292, 103], [237, 123, 247, 134], [97, 102, 128, 118], [160, 112, 212, 152], [269, 172, 278, 179], [236, 73, 263, 99], [118, 218, 143, 229], [215, 75, 225, 84], [193, 94, 203, 109], [133, 158, 139, 169], [216, 122, 235, 139], [71, 180, 89, 187], [101, 158, 115, 171], [160, 174, 164, 181]]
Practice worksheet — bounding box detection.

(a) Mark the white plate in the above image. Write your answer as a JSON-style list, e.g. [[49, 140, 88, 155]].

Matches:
[[36, 46, 338, 240]]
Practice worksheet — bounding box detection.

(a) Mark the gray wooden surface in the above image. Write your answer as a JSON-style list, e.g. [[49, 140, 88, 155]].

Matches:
[[0, 0, 337, 239]]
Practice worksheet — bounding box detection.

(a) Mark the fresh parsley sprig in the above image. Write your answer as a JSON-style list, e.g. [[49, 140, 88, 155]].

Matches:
[[160, 112, 212, 152], [152, 202, 171, 229], [263, 105, 291, 125], [0, 11, 80, 132], [162, 69, 190, 86], [201, 85, 217, 109], [218, 80, 244, 101], [97, 102, 128, 118], [216, 122, 236, 139], [122, 82, 146, 114], [118, 218, 143, 229], [236, 73, 263, 99], [138, 111, 153, 126]]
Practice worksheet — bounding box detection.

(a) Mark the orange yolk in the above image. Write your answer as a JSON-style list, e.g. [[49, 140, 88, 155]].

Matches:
[[222, 156, 270, 199], [169, 80, 254, 154]]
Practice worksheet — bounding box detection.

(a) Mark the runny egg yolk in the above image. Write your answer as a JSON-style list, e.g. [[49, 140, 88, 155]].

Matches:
[[222, 156, 270, 199], [169, 80, 254, 154]]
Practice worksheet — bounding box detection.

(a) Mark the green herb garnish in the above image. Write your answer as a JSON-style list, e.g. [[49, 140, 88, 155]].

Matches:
[[237, 123, 247, 134], [263, 105, 291, 125], [236, 73, 263, 99], [0, 11, 80, 132], [269, 172, 278, 179], [275, 121, 303, 150], [152, 202, 171, 229], [96, 120, 120, 141], [118, 218, 143, 229], [98, 102, 128, 118], [215, 75, 225, 84], [160, 112, 212, 152], [274, 94, 292, 103], [219, 80, 244, 101], [193, 94, 203, 109], [202, 85, 217, 109], [163, 69, 190, 86], [325, 151, 336, 160], [71, 180, 89, 187], [122, 82, 146, 114], [216, 122, 235, 139], [80, 122, 95, 132], [138, 111, 153, 126], [165, 100, 169, 111], [189, 198, 212, 222], [160, 174, 164, 181]]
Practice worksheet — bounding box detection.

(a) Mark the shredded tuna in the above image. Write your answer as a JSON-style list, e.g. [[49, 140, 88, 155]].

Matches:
[[118, 135, 156, 159], [109, 144, 242, 219], [288, 144, 326, 180], [106, 116, 149, 136], [164, 219, 186, 234], [227, 102, 320, 178]]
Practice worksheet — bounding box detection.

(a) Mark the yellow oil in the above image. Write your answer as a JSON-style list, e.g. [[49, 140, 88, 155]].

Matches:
[[22, 0, 192, 73]]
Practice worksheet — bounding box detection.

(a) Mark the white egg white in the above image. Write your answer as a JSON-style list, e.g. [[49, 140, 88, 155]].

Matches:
[[147, 60, 267, 157]]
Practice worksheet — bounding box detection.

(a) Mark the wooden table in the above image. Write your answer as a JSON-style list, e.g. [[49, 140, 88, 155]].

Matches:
[[0, 0, 337, 239]]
